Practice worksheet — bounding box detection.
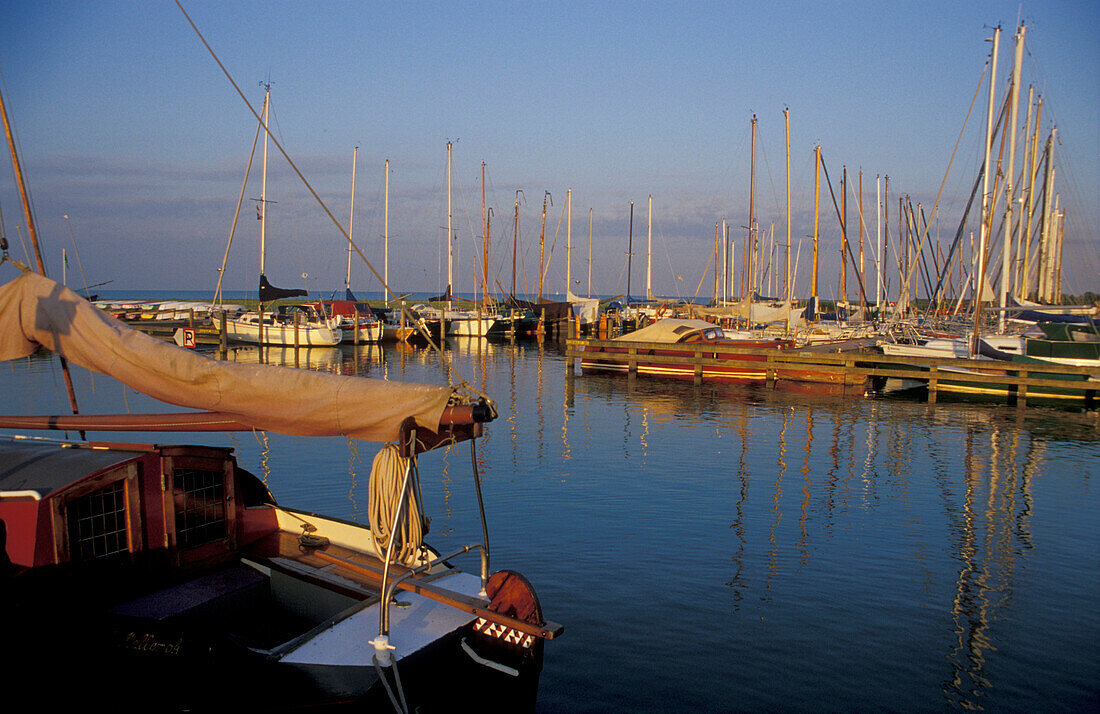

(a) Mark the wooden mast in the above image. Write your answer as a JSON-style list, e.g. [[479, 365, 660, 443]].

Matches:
[[1020, 95, 1042, 299], [999, 22, 1025, 332], [538, 191, 550, 302], [745, 114, 757, 302], [0, 83, 82, 424], [1013, 87, 1034, 297], [784, 108, 791, 318], [972, 25, 1000, 356], [840, 165, 848, 313], [811, 145, 821, 309], [511, 190, 523, 300]]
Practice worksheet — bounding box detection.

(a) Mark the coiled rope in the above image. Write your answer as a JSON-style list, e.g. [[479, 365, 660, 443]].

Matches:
[[368, 444, 424, 564]]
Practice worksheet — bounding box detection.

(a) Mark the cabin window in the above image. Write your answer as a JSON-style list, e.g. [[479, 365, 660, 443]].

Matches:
[[173, 468, 227, 549], [67, 481, 129, 562]]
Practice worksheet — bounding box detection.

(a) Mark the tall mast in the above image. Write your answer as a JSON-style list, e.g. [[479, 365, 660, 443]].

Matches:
[[713, 222, 720, 303], [538, 191, 550, 301], [841, 166, 848, 308], [384, 159, 390, 305], [876, 176, 882, 309], [784, 108, 791, 308], [481, 161, 487, 307], [972, 25, 1000, 355], [626, 201, 634, 302], [1, 82, 82, 424], [1021, 96, 1042, 299], [259, 84, 270, 278], [346, 145, 358, 294], [811, 146, 821, 304], [747, 114, 757, 301], [511, 190, 522, 299], [1038, 139, 1057, 301], [1014, 87, 1034, 296], [566, 188, 573, 297], [721, 218, 728, 302], [1000, 21, 1025, 331], [858, 169, 865, 312], [446, 141, 453, 308], [646, 194, 653, 301], [883, 176, 890, 306], [587, 207, 593, 298]]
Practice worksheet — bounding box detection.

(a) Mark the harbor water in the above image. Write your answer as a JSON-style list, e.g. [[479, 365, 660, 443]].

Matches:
[[2, 337, 1098, 712]]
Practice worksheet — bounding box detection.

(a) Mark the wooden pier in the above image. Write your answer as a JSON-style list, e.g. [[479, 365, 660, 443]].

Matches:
[[566, 337, 1099, 409]]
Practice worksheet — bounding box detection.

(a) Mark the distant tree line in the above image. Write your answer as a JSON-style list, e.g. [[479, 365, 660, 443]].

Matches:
[[1062, 292, 1100, 306]]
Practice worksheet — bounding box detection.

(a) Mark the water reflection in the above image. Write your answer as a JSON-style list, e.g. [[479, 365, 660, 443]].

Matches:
[[558, 367, 1095, 711]]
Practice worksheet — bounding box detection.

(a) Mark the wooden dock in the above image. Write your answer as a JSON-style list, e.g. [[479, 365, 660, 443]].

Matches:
[[566, 337, 1099, 409]]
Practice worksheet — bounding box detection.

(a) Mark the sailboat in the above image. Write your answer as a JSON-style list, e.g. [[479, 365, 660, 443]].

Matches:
[[0, 270, 559, 710], [309, 146, 383, 344], [441, 151, 501, 338], [564, 190, 600, 330], [225, 85, 342, 347]]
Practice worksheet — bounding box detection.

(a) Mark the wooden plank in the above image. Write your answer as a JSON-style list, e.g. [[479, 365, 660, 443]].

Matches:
[[312, 550, 563, 640]]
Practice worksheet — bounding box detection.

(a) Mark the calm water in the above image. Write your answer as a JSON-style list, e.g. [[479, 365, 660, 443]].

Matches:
[[3, 338, 1099, 713]]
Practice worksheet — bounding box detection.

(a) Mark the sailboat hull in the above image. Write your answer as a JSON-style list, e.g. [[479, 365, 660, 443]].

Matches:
[[226, 315, 342, 346]]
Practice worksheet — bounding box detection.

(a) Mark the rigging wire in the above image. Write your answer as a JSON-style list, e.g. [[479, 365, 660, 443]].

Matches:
[[176, 1, 491, 406]]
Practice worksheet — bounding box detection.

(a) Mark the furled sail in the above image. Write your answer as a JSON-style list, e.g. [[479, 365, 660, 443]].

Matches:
[[258, 273, 308, 302], [0, 272, 451, 442]]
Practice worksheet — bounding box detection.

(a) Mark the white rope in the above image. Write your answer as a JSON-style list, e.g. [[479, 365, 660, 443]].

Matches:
[[368, 444, 423, 564]]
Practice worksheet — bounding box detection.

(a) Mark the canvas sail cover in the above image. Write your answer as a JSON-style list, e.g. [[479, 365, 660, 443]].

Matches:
[[0, 272, 451, 442]]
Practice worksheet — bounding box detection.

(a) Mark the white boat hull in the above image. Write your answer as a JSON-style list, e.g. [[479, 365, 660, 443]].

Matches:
[[339, 321, 383, 343], [446, 316, 500, 337], [227, 316, 342, 346]]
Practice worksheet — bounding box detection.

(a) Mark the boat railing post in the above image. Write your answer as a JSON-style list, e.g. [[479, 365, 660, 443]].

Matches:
[[379, 427, 420, 643], [294, 310, 300, 349], [469, 439, 490, 590]]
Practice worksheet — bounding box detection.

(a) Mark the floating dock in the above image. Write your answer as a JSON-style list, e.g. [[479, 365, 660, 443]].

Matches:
[[566, 337, 1099, 409]]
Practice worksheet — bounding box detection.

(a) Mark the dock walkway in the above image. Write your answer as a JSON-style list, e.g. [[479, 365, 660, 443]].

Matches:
[[566, 337, 1099, 409]]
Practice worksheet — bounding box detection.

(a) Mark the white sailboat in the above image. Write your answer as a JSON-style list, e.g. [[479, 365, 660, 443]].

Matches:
[[226, 85, 342, 347], [443, 151, 500, 337]]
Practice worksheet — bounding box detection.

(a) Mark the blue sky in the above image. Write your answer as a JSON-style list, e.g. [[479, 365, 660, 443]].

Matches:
[[1, 1, 1097, 300]]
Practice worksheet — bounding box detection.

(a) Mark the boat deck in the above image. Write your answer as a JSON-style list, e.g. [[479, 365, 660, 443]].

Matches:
[[240, 530, 447, 602]]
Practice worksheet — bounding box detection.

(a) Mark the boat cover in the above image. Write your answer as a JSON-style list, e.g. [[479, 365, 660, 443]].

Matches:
[[0, 272, 451, 442], [614, 318, 719, 343], [689, 298, 805, 326]]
